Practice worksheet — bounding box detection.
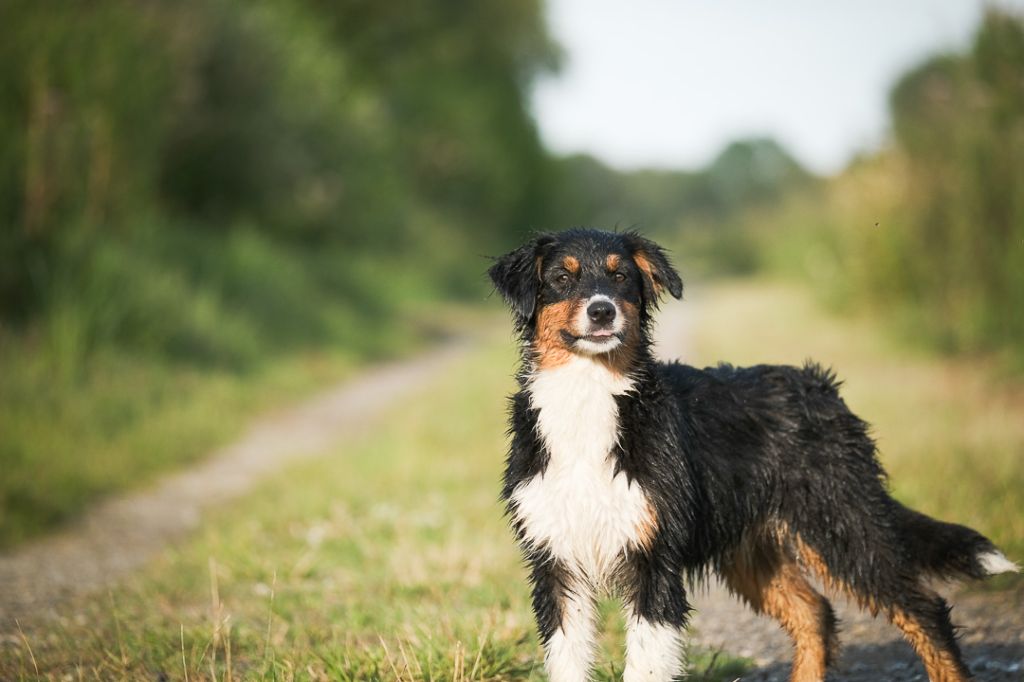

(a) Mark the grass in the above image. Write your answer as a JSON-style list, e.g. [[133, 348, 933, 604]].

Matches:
[[4, 277, 1020, 679], [0, 346, 353, 548], [0, 337, 750, 681]]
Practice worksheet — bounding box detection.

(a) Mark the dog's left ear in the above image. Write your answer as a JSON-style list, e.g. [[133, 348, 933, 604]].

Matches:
[[488, 234, 556, 321], [624, 232, 683, 303]]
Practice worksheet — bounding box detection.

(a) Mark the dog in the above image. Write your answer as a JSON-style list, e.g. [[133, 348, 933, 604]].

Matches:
[[488, 228, 1018, 682]]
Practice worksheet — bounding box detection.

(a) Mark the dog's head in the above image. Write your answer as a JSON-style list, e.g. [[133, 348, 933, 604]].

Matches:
[[489, 229, 682, 367]]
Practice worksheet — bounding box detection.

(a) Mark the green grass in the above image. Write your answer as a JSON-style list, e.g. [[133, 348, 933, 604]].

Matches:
[[1, 339, 749, 681], [0, 345, 356, 548], [683, 280, 1024, 583]]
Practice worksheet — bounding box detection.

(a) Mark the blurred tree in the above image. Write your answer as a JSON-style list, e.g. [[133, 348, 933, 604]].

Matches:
[[790, 9, 1024, 362], [548, 138, 812, 234], [0, 0, 175, 318], [0, 0, 560, 333], [701, 138, 812, 215], [885, 9, 1024, 352], [298, 0, 560, 249]]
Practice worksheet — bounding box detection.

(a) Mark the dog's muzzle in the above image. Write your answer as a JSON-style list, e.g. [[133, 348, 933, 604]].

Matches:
[[569, 295, 625, 354]]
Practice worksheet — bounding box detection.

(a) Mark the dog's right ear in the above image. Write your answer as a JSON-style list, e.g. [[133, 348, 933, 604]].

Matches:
[[488, 234, 556, 322], [623, 231, 683, 304]]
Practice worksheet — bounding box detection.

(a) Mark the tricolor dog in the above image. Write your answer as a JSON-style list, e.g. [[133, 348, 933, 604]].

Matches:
[[488, 228, 1017, 682]]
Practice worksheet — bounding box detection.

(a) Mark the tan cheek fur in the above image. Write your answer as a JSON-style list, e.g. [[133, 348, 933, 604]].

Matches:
[[532, 298, 643, 374], [534, 300, 580, 369]]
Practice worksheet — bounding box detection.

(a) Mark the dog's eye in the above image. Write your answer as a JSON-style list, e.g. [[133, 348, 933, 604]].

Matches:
[[612, 272, 626, 283], [555, 273, 570, 284]]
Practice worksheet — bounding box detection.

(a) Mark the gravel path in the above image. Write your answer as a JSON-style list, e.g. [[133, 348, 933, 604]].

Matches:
[[688, 581, 1024, 681], [0, 339, 471, 620], [653, 300, 1024, 681]]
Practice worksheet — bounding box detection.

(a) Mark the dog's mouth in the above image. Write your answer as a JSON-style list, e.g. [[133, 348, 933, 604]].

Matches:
[[582, 329, 618, 343], [559, 328, 625, 349]]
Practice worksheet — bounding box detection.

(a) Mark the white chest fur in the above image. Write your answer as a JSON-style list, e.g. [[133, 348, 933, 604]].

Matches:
[[512, 357, 653, 583]]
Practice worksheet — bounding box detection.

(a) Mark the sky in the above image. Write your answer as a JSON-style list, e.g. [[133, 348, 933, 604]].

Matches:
[[531, 0, 1024, 174]]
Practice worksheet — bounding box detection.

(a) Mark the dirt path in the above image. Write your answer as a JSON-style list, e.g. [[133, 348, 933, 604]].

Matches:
[[0, 339, 471, 620], [688, 585, 1024, 681], [654, 299, 1024, 681]]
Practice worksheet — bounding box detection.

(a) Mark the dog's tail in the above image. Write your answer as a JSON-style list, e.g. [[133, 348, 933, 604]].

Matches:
[[895, 502, 1019, 581]]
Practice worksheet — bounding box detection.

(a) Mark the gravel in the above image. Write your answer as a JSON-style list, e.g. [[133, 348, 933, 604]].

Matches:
[[689, 581, 1024, 680]]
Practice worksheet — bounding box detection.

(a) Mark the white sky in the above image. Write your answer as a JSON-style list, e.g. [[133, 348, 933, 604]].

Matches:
[[531, 0, 1024, 174]]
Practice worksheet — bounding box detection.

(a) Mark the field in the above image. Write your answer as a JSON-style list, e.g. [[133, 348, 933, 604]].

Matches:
[[4, 279, 1021, 680], [3, 5, 1022, 680]]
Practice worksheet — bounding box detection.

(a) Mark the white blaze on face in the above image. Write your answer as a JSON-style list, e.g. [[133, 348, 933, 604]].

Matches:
[[573, 294, 625, 355]]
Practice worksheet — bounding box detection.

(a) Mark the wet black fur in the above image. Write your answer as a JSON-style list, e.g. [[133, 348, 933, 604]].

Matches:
[[489, 228, 1006, 677]]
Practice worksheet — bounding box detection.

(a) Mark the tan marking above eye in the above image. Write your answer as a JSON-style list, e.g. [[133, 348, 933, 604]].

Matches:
[[605, 254, 621, 270], [562, 255, 580, 274]]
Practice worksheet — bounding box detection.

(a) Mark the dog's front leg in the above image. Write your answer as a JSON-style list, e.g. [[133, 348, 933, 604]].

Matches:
[[529, 555, 596, 682], [623, 560, 688, 682]]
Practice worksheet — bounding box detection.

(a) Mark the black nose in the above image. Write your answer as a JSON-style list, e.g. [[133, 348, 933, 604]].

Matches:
[[587, 300, 616, 325]]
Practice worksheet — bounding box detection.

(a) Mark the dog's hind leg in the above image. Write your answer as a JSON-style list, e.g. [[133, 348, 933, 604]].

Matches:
[[723, 536, 838, 682], [885, 589, 972, 682], [794, 537, 972, 682]]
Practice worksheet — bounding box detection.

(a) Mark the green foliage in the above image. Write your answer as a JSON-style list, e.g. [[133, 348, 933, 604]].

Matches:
[[701, 139, 812, 213], [887, 10, 1024, 356], [767, 10, 1024, 365], [0, 0, 176, 317], [0, 346, 357, 548], [0, 0, 556, 327], [0, 0, 556, 542]]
